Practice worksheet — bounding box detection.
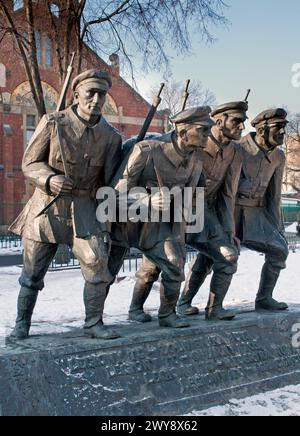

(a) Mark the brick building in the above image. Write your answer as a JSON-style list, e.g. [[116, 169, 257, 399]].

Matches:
[[0, 1, 167, 233]]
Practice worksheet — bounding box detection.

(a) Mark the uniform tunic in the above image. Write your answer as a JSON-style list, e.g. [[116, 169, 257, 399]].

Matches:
[[235, 133, 288, 270], [10, 105, 122, 243]]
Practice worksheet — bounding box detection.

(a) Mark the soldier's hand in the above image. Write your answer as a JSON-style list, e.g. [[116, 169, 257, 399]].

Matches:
[[49, 175, 74, 196], [151, 190, 171, 212]]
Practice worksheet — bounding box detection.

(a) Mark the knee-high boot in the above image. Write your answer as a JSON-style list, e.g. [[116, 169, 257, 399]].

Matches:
[[255, 263, 288, 311], [205, 272, 236, 321], [11, 287, 39, 340], [129, 280, 154, 323], [177, 268, 210, 316], [159, 282, 190, 328], [83, 283, 120, 339]]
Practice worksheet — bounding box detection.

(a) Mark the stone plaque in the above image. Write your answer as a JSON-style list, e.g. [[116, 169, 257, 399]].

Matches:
[[1, 307, 300, 416]]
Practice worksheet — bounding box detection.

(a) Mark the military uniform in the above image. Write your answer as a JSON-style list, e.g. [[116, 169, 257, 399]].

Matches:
[[132, 102, 246, 322], [181, 133, 243, 316], [110, 107, 214, 327], [235, 109, 289, 310], [9, 70, 122, 339]]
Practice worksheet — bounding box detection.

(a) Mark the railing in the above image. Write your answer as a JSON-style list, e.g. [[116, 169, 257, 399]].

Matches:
[[0, 235, 298, 270], [0, 236, 22, 250], [119, 249, 198, 274], [49, 246, 198, 272], [286, 234, 300, 252]]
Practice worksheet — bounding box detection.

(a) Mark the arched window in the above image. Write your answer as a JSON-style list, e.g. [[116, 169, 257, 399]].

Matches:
[[45, 36, 53, 67]]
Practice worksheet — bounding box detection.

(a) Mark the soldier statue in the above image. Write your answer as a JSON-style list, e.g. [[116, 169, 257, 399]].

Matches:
[[108, 107, 215, 328], [128, 102, 247, 323], [9, 69, 123, 340], [235, 108, 289, 311]]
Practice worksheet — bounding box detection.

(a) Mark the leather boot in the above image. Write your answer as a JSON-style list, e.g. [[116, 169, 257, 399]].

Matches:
[[159, 283, 190, 329], [11, 287, 39, 340], [84, 321, 120, 340], [205, 271, 236, 321], [83, 283, 121, 339], [255, 264, 288, 311], [205, 292, 236, 321], [177, 267, 209, 316], [129, 280, 153, 323], [159, 313, 190, 328]]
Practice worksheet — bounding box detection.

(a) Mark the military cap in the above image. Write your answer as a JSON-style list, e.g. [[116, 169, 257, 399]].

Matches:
[[72, 69, 112, 93], [251, 108, 288, 128], [211, 101, 248, 118], [171, 106, 215, 126]]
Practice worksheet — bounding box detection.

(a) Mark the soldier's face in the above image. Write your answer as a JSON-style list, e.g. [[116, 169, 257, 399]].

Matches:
[[180, 125, 212, 152], [75, 84, 106, 119], [268, 123, 286, 148], [220, 113, 247, 141]]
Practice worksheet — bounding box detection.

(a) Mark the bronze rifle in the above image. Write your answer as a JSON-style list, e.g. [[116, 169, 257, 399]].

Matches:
[[36, 53, 75, 217]]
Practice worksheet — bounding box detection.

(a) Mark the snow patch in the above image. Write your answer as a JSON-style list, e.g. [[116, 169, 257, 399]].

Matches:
[[187, 384, 300, 416]]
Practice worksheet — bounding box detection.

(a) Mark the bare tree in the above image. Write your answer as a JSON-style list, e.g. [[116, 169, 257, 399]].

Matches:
[[0, 0, 228, 117], [149, 77, 217, 117], [283, 113, 300, 192]]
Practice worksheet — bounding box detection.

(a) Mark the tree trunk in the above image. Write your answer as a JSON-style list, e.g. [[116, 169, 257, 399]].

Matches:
[[25, 0, 46, 117]]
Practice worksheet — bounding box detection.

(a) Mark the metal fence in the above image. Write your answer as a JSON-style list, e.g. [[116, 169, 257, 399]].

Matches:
[[286, 234, 300, 252], [0, 235, 299, 271], [119, 248, 198, 274], [0, 236, 22, 250], [49, 246, 198, 272]]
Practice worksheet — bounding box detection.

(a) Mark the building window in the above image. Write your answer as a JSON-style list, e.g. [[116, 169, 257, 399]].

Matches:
[[3, 124, 13, 137], [50, 4, 60, 17], [13, 0, 24, 11], [45, 36, 53, 67], [22, 31, 53, 69], [26, 114, 36, 145], [35, 31, 42, 65]]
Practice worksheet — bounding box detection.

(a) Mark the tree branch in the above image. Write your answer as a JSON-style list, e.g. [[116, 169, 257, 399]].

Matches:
[[80, 0, 131, 41], [0, 0, 45, 116]]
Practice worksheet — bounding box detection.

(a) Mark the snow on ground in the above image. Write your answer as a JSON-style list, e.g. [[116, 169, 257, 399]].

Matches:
[[1, 249, 300, 336], [285, 222, 298, 234], [0, 247, 23, 256], [187, 384, 300, 416]]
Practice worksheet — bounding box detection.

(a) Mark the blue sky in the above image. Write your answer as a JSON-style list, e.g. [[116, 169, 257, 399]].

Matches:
[[135, 0, 300, 122]]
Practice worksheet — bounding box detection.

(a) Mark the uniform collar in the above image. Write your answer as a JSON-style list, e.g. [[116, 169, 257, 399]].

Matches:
[[205, 135, 233, 160], [247, 132, 274, 162], [162, 131, 196, 169], [67, 105, 105, 139]]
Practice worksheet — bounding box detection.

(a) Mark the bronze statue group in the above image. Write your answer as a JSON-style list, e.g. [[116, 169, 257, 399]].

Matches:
[[9, 69, 290, 340]]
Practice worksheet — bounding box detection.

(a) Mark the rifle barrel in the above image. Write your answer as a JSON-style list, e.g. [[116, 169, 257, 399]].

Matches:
[[136, 83, 165, 143], [56, 52, 76, 112], [244, 89, 251, 102], [180, 79, 191, 112]]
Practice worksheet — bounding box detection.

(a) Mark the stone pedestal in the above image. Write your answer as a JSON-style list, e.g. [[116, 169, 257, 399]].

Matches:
[[1, 307, 300, 416]]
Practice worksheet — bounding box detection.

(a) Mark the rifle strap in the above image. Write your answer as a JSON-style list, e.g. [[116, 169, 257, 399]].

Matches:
[[56, 121, 69, 177]]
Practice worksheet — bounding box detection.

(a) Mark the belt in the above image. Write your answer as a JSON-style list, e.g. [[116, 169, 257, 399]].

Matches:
[[236, 194, 265, 207]]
